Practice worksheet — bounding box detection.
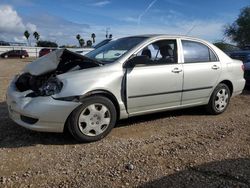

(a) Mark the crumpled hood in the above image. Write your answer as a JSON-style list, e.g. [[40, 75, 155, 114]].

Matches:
[[23, 49, 64, 75], [15, 49, 101, 93], [22, 49, 100, 76]]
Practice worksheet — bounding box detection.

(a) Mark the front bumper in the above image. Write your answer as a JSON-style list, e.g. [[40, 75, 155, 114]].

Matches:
[[6, 79, 81, 133]]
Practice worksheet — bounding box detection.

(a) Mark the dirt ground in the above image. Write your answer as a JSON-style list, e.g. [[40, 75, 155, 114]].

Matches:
[[0, 58, 249, 188]]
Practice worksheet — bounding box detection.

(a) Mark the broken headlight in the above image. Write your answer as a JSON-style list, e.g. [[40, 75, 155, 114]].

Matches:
[[39, 77, 63, 96]]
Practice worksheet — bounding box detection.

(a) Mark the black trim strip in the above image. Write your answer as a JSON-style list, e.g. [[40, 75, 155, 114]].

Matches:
[[128, 86, 213, 99]]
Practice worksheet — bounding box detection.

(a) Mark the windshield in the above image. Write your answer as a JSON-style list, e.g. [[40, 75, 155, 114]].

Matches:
[[94, 39, 112, 49], [85, 37, 147, 64]]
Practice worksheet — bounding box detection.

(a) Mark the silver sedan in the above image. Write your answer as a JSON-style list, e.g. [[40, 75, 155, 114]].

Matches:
[[6, 35, 245, 142]]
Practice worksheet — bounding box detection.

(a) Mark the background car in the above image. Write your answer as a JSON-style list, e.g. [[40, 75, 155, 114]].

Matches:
[[0, 41, 10, 46], [39, 48, 56, 57], [1, 50, 29, 58], [229, 50, 250, 86], [75, 39, 113, 56]]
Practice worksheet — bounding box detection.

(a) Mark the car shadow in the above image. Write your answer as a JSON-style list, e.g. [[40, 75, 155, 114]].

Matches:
[[138, 158, 250, 187], [1, 84, 249, 148], [0, 101, 79, 148], [0, 100, 207, 148]]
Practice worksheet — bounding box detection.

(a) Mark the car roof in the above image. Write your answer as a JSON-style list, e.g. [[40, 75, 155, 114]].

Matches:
[[126, 34, 198, 39], [124, 34, 210, 43]]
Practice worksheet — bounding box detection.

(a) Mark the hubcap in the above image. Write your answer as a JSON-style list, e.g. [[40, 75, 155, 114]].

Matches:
[[78, 103, 111, 136], [214, 88, 229, 112]]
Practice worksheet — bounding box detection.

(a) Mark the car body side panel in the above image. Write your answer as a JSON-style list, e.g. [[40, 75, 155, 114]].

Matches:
[[54, 63, 129, 119]]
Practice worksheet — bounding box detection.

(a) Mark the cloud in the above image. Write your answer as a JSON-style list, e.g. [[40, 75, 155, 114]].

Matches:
[[0, 3, 226, 45], [0, 5, 25, 33], [0, 5, 37, 43], [26, 22, 36, 32], [137, 0, 157, 26], [91, 1, 111, 7], [106, 18, 224, 42], [164, 0, 185, 7], [122, 16, 138, 23], [24, 13, 91, 44]]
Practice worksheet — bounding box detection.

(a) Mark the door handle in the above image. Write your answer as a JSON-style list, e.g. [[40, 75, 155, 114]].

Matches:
[[172, 67, 182, 73], [211, 65, 220, 70]]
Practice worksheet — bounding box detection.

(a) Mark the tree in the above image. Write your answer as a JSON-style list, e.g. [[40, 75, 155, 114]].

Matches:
[[91, 33, 96, 43], [37, 40, 58, 47], [86, 40, 92, 47], [33, 31, 40, 42], [24, 30, 30, 46], [225, 6, 250, 48], [79, 38, 85, 47], [76, 34, 81, 47], [76, 34, 81, 41], [213, 42, 240, 52]]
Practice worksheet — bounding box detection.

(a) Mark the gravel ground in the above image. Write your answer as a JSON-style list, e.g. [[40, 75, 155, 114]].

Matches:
[[0, 58, 249, 188]]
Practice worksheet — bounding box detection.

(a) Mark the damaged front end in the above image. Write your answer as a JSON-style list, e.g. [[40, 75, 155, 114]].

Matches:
[[15, 49, 101, 97]]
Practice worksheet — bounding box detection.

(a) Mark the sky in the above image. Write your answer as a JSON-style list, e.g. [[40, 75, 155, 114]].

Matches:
[[0, 0, 249, 45]]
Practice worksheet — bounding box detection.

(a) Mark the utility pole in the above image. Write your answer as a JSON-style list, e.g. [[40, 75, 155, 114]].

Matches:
[[106, 27, 110, 39]]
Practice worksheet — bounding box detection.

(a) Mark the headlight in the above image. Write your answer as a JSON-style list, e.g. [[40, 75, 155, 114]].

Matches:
[[39, 77, 63, 96]]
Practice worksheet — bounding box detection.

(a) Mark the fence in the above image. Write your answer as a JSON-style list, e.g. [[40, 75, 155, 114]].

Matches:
[[0, 46, 93, 57]]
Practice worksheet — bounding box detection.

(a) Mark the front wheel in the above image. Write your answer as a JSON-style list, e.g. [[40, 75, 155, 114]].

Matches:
[[68, 96, 117, 142], [206, 83, 231, 115]]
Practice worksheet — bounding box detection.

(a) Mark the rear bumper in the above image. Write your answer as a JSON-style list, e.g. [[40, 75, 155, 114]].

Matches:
[[6, 78, 81, 133], [232, 78, 246, 97]]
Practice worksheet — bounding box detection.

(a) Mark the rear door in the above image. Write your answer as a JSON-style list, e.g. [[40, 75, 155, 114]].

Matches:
[[181, 40, 221, 105]]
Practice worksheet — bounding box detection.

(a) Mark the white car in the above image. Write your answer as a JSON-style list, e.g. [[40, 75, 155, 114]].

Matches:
[[7, 35, 245, 142]]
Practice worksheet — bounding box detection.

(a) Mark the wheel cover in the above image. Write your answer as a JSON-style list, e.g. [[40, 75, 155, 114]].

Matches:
[[214, 88, 229, 112], [78, 103, 111, 137]]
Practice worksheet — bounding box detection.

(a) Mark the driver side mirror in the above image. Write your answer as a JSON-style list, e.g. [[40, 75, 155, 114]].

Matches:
[[125, 55, 150, 68]]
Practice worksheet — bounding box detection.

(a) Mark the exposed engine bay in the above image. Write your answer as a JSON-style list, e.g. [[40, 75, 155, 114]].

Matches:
[[15, 49, 101, 96]]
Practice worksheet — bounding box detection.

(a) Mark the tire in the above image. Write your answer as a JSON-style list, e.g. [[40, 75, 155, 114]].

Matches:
[[206, 83, 231, 115], [4, 55, 8, 58], [21, 55, 25, 59], [68, 96, 117, 142]]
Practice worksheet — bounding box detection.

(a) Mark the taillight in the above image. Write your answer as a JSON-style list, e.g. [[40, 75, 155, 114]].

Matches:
[[241, 64, 245, 71]]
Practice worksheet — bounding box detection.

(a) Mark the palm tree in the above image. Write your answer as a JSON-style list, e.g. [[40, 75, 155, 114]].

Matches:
[[33, 31, 40, 42], [79, 38, 85, 47], [91, 33, 96, 43], [86, 40, 92, 47], [24, 30, 30, 46], [76, 34, 81, 47]]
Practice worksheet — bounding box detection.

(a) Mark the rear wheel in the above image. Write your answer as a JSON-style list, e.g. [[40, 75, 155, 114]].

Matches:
[[68, 96, 117, 142], [4, 55, 8, 58], [21, 55, 25, 59], [206, 83, 231, 114]]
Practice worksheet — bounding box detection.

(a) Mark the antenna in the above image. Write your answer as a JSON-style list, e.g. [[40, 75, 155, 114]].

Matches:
[[185, 23, 197, 36]]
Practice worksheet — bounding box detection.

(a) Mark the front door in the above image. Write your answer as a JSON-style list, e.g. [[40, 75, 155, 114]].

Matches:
[[126, 39, 183, 115]]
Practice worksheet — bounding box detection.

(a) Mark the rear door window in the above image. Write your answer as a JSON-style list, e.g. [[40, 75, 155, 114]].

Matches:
[[182, 40, 218, 63]]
